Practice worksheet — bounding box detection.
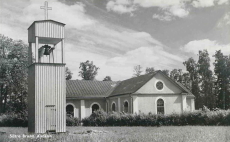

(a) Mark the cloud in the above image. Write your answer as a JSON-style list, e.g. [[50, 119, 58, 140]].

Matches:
[[181, 39, 230, 68], [152, 14, 173, 21], [192, 0, 214, 8], [217, 0, 229, 5], [169, 5, 189, 18], [181, 39, 230, 55], [106, 0, 228, 21], [106, 46, 184, 72], [106, 0, 136, 15], [106, 0, 190, 20], [217, 12, 230, 27], [0, 23, 27, 41], [192, 0, 228, 8]]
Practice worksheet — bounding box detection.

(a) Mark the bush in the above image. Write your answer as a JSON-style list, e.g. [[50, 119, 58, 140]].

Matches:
[[0, 111, 82, 127], [0, 111, 28, 127], [66, 116, 81, 126], [82, 109, 230, 126], [82, 109, 107, 126]]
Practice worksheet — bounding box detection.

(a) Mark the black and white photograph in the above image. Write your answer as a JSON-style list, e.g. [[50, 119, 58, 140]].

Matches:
[[0, 0, 230, 141]]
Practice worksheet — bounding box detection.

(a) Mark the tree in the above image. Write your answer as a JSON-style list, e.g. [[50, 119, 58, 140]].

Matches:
[[170, 69, 183, 83], [133, 65, 142, 77], [183, 57, 202, 109], [162, 69, 169, 77], [145, 67, 155, 74], [103, 76, 112, 81], [65, 67, 73, 80], [197, 50, 215, 109], [0, 34, 28, 113], [213, 50, 229, 109], [79, 60, 99, 80]]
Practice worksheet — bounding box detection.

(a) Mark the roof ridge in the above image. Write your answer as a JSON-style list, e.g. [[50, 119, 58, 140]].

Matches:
[[109, 71, 158, 97]]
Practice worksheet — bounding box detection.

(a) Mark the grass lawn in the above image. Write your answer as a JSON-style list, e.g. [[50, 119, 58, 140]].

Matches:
[[0, 126, 229, 142]]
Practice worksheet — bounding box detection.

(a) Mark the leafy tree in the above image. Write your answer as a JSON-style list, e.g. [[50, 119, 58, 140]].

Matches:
[[197, 50, 215, 109], [145, 67, 155, 74], [183, 57, 202, 109], [213, 50, 229, 109], [133, 65, 142, 77], [180, 72, 191, 90], [65, 67, 73, 80], [79, 60, 99, 80], [103, 76, 112, 81], [0, 34, 28, 113], [162, 69, 169, 77], [170, 69, 183, 83]]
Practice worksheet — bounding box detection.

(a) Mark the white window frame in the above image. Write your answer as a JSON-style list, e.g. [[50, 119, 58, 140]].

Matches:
[[155, 97, 166, 114], [155, 80, 164, 91]]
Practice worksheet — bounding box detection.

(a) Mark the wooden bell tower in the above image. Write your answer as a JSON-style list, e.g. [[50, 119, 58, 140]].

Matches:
[[28, 1, 66, 133]]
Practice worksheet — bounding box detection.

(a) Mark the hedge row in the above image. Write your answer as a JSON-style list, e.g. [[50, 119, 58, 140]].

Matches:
[[82, 109, 230, 126], [0, 111, 28, 127], [0, 112, 81, 127]]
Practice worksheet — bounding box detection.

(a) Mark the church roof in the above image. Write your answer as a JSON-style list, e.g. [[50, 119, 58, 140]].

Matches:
[[66, 71, 195, 98], [109, 72, 157, 97], [109, 70, 195, 97], [66, 80, 119, 98]]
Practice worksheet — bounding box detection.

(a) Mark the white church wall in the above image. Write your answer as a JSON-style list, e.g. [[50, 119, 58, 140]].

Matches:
[[137, 94, 182, 114], [136, 73, 182, 94], [186, 98, 195, 112], [186, 98, 191, 111]]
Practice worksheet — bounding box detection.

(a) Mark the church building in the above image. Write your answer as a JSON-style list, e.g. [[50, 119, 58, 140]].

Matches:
[[66, 70, 195, 119]]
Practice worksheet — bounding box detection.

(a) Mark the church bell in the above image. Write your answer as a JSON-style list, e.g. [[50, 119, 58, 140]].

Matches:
[[43, 45, 52, 55]]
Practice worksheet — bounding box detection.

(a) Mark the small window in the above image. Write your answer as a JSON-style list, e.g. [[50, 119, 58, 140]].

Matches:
[[156, 81, 163, 90], [124, 101, 128, 113], [92, 104, 100, 113], [66, 105, 74, 117], [112, 103, 116, 111], [157, 99, 164, 114]]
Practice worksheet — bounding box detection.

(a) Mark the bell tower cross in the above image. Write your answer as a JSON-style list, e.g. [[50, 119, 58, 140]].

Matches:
[[40, 1, 52, 20]]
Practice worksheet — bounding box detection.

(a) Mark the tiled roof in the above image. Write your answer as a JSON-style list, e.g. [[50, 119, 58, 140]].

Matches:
[[66, 80, 119, 98], [66, 71, 195, 98], [109, 72, 157, 97]]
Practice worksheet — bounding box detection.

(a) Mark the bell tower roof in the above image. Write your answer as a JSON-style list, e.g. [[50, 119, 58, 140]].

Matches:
[[28, 20, 65, 29], [28, 20, 65, 44]]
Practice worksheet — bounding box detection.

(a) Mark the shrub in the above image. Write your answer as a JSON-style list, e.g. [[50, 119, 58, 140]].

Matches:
[[82, 109, 107, 126], [82, 109, 230, 126], [66, 116, 81, 126], [0, 111, 28, 127]]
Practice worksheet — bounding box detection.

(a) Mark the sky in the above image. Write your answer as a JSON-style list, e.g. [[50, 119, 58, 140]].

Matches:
[[0, 0, 230, 81]]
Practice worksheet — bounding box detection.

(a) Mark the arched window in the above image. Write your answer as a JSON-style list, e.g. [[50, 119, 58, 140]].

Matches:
[[92, 104, 100, 113], [112, 103, 116, 111], [124, 101, 128, 113], [157, 99, 164, 114], [66, 104, 74, 117]]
